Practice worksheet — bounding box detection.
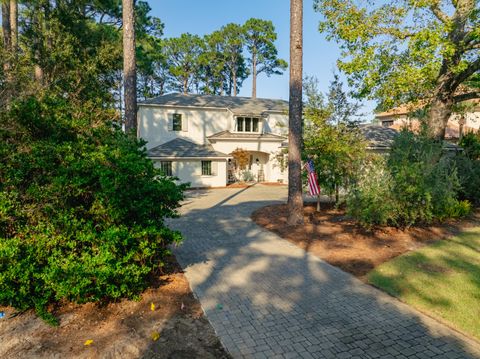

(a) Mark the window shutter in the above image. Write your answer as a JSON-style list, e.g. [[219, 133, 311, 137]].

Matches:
[[182, 114, 188, 132], [212, 161, 218, 176], [168, 114, 173, 131]]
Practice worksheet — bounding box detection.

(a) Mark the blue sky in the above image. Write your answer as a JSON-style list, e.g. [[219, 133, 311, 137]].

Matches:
[[149, 0, 376, 120]]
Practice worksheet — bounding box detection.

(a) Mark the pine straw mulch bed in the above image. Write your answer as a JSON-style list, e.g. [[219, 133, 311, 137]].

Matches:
[[0, 257, 231, 359], [252, 203, 480, 279]]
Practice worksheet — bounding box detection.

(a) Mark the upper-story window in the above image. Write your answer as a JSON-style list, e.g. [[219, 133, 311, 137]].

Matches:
[[382, 120, 394, 127], [172, 114, 182, 131], [236, 117, 260, 132], [168, 113, 188, 132]]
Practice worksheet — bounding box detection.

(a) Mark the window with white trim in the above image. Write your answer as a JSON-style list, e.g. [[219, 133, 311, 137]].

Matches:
[[172, 114, 182, 131], [159, 161, 173, 176], [236, 117, 260, 132], [201, 161, 212, 176]]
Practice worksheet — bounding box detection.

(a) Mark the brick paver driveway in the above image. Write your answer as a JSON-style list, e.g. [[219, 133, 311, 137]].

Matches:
[[171, 184, 480, 359]]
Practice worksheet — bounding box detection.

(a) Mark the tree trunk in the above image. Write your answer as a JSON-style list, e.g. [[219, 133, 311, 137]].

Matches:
[[32, 5, 44, 84], [251, 52, 257, 98], [2, 1, 11, 51], [2, 1, 12, 91], [428, 92, 454, 140], [183, 78, 187, 94], [123, 0, 137, 134], [287, 0, 304, 226], [459, 115, 465, 140], [233, 71, 237, 96], [9, 0, 17, 55]]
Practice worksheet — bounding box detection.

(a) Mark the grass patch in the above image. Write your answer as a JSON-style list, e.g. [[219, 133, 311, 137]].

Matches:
[[368, 227, 480, 340]]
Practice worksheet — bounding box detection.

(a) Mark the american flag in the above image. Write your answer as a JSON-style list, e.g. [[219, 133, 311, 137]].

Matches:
[[304, 159, 320, 196]]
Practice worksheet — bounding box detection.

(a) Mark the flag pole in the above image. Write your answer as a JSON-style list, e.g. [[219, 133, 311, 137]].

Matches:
[[316, 193, 321, 212]]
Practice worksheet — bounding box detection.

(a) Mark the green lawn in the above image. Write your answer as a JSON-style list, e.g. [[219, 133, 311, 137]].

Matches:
[[368, 227, 480, 340]]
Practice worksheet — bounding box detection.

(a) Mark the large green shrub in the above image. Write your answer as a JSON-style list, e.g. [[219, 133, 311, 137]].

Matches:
[[0, 96, 185, 323], [456, 132, 480, 205], [459, 132, 480, 160], [387, 131, 468, 225], [347, 131, 471, 227], [346, 157, 399, 227]]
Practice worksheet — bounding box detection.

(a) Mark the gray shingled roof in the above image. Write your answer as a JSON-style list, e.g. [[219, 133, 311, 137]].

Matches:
[[360, 124, 398, 150], [139, 93, 288, 115], [207, 130, 286, 140], [360, 124, 461, 151], [147, 138, 229, 158]]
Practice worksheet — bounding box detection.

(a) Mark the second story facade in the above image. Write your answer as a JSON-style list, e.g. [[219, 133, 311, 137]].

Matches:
[[138, 93, 289, 187]]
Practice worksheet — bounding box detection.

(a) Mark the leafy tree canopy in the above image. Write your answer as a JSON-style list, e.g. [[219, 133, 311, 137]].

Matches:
[[243, 18, 288, 77], [314, 0, 480, 139]]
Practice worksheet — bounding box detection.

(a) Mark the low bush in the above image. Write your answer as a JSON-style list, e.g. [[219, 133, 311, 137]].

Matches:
[[242, 170, 255, 182], [0, 95, 186, 324]]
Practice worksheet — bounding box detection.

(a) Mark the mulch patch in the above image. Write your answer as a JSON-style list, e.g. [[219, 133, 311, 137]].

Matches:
[[226, 182, 251, 188], [252, 203, 480, 279], [0, 256, 231, 359], [258, 182, 287, 186]]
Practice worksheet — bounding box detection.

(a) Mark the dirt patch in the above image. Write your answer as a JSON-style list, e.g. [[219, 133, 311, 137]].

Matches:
[[252, 203, 480, 279], [0, 258, 230, 359]]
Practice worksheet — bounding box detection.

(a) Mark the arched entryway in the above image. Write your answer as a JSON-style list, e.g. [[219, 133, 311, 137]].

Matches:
[[228, 150, 270, 183]]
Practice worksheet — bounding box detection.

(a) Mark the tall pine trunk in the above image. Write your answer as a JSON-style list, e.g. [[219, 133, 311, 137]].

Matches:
[[233, 71, 237, 96], [251, 52, 257, 98], [33, 4, 44, 84], [287, 0, 304, 226], [183, 78, 187, 94], [9, 0, 17, 55], [2, 1, 11, 51], [123, 0, 137, 134]]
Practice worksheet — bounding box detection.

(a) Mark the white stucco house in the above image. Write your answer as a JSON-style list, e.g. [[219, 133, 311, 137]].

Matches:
[[138, 93, 289, 188]]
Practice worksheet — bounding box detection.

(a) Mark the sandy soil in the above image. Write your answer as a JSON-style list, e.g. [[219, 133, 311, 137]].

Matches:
[[0, 258, 230, 359], [252, 203, 480, 279]]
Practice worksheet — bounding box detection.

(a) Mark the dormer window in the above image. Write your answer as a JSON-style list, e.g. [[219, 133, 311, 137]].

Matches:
[[236, 117, 260, 132]]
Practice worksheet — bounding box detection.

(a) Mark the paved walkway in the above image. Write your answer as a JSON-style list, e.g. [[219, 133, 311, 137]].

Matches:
[[171, 185, 480, 359]]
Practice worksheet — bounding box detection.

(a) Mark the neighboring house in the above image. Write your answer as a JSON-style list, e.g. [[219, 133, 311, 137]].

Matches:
[[360, 124, 461, 153], [360, 124, 399, 153], [138, 93, 289, 187], [375, 101, 480, 141]]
